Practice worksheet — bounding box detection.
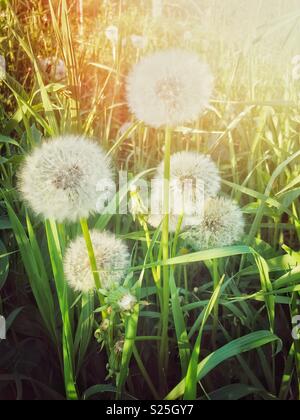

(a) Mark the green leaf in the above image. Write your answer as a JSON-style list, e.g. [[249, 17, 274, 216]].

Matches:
[[45, 220, 78, 400], [167, 245, 252, 266], [5, 202, 57, 342], [83, 384, 117, 400], [0, 134, 21, 148], [166, 331, 281, 400], [169, 269, 190, 376], [183, 276, 225, 400], [0, 217, 12, 230], [5, 307, 23, 331], [74, 293, 94, 373], [0, 239, 9, 290], [206, 384, 276, 401]]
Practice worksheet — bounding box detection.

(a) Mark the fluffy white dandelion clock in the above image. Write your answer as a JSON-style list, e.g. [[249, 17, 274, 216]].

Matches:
[[118, 293, 137, 312], [64, 231, 130, 293], [18, 135, 114, 223], [130, 34, 148, 50], [127, 49, 213, 128], [155, 151, 221, 199], [147, 152, 221, 231], [38, 57, 66, 81], [105, 286, 137, 313], [105, 25, 119, 44], [184, 197, 245, 250]]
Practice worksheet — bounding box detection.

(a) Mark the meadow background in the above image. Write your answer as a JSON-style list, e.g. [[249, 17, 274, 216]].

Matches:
[[0, 0, 300, 400]]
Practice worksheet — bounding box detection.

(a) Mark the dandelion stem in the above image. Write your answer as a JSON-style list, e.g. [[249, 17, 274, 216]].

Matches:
[[212, 259, 220, 348], [80, 218, 106, 316], [159, 126, 172, 383]]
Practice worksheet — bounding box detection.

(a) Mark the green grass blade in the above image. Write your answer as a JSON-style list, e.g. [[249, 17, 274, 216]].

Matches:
[[5, 201, 57, 342], [169, 269, 190, 376], [183, 276, 225, 400], [74, 293, 94, 374], [45, 220, 78, 400], [166, 331, 281, 400]]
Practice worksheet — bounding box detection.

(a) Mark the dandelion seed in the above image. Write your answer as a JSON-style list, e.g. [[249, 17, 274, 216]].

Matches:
[[183, 197, 245, 250], [118, 293, 137, 312], [114, 338, 125, 354], [64, 230, 130, 293], [148, 152, 221, 231], [18, 135, 113, 223], [38, 57, 66, 82], [155, 151, 221, 200], [127, 49, 213, 128], [105, 25, 119, 44], [105, 25, 119, 61], [130, 34, 148, 50], [105, 286, 137, 313], [100, 319, 110, 332]]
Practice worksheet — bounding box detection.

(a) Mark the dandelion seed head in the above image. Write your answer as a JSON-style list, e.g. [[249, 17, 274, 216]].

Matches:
[[105, 25, 119, 44], [39, 57, 66, 81], [18, 135, 113, 223], [64, 230, 130, 293], [148, 152, 221, 231], [127, 49, 213, 128], [118, 293, 137, 312], [114, 338, 125, 354], [184, 197, 245, 250], [155, 152, 221, 198], [130, 34, 148, 50], [100, 319, 110, 332]]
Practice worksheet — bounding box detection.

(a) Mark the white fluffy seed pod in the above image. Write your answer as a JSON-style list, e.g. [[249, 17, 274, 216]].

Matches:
[[183, 197, 245, 250], [154, 151, 221, 199], [118, 293, 137, 312], [147, 152, 221, 232], [64, 230, 130, 293], [38, 57, 66, 81], [105, 25, 119, 44], [127, 49, 213, 128], [18, 135, 114, 223]]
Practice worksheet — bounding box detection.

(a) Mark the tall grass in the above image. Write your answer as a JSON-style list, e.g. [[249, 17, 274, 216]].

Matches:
[[0, 0, 300, 400]]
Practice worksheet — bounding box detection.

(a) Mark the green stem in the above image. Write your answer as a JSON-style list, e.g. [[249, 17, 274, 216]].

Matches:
[[212, 259, 219, 348], [80, 219, 106, 315], [159, 126, 172, 385]]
